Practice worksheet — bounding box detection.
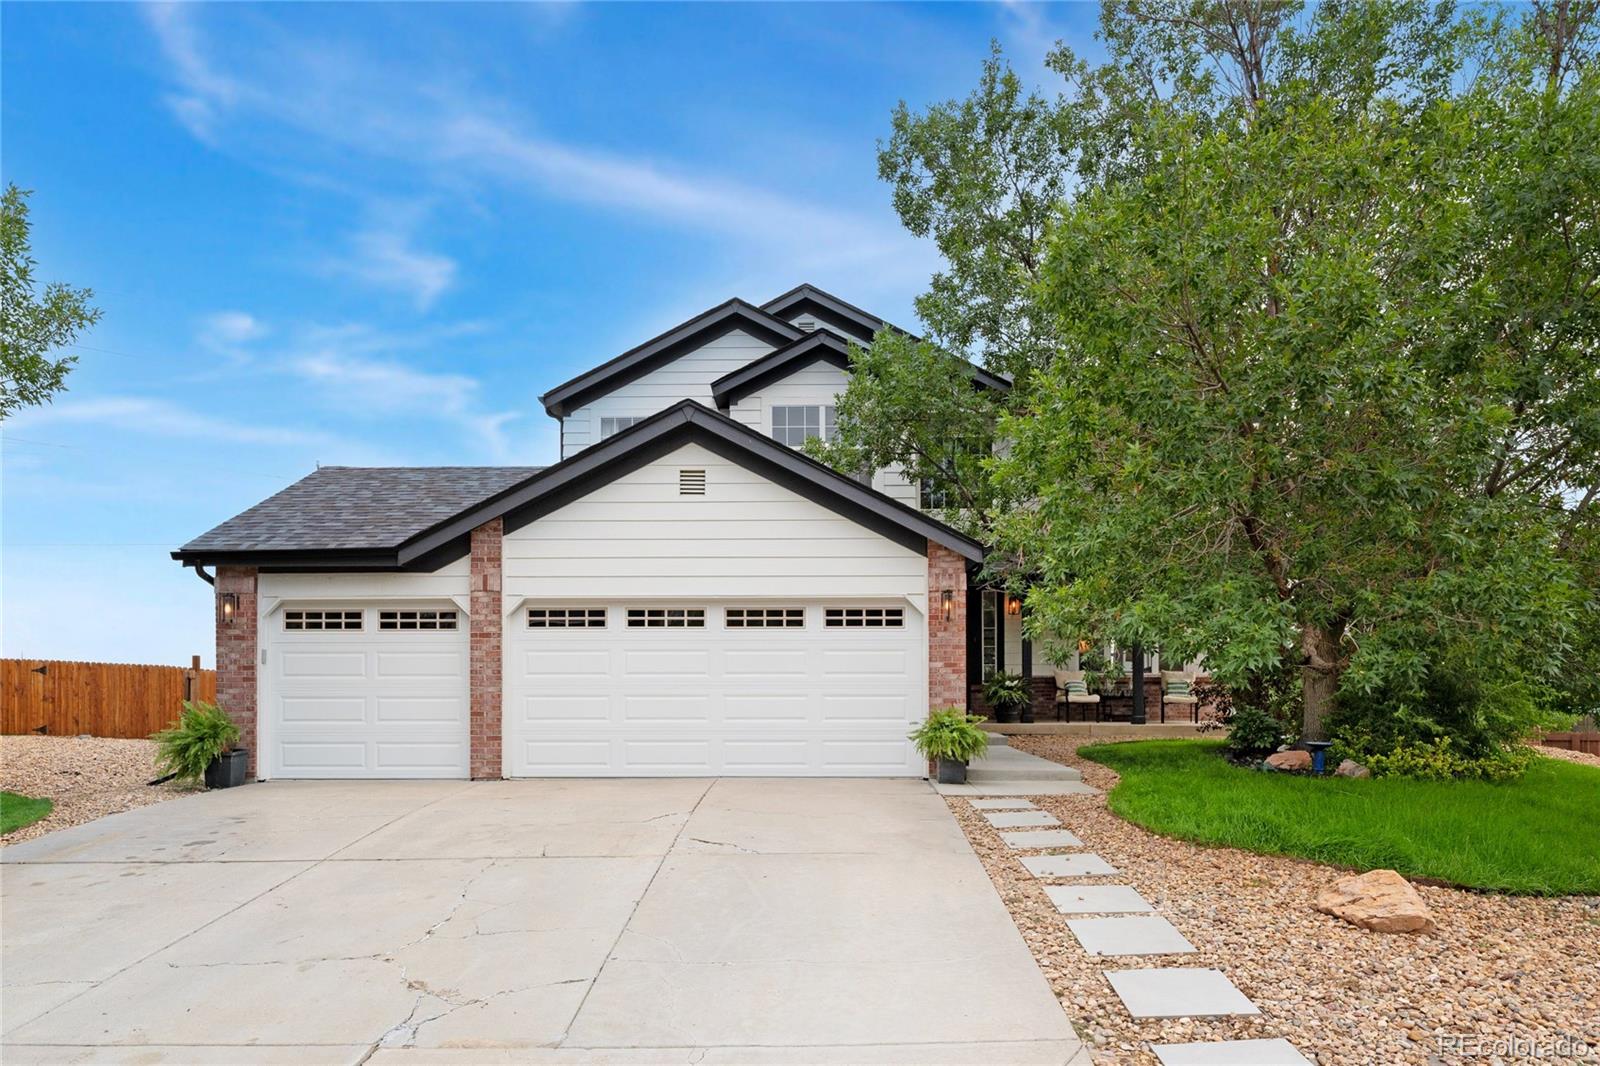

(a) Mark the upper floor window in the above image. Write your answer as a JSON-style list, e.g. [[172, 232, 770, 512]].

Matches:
[[600, 416, 642, 439], [771, 405, 836, 448]]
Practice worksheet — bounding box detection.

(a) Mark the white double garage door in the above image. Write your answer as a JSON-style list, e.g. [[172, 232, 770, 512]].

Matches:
[[265, 601, 925, 778]]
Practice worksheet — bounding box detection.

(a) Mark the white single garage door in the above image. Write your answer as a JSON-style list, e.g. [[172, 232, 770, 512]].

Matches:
[[262, 605, 470, 779], [505, 603, 925, 777]]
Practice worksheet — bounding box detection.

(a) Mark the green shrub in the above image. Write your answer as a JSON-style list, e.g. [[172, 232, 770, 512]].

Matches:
[[1332, 733, 1532, 782], [1328, 646, 1562, 780], [153, 701, 241, 785], [1223, 705, 1284, 759], [909, 708, 991, 763], [982, 672, 1031, 717]]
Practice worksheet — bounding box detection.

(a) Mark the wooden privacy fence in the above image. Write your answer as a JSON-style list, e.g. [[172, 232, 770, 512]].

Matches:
[[1, 658, 215, 739], [1541, 731, 1600, 757]]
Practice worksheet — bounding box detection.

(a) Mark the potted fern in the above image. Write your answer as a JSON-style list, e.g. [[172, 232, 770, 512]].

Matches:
[[153, 701, 247, 789], [909, 707, 991, 784]]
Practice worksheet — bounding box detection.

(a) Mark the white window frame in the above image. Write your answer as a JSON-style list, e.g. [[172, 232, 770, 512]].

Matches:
[[823, 606, 904, 629], [600, 416, 643, 439], [377, 608, 458, 631], [527, 607, 608, 629], [283, 609, 364, 632], [626, 607, 706, 629], [725, 607, 805, 629], [770, 405, 837, 447]]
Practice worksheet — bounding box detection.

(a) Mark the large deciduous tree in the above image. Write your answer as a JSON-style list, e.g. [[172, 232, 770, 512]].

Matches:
[[1, 184, 100, 420], [994, 1, 1598, 739], [833, 0, 1598, 740]]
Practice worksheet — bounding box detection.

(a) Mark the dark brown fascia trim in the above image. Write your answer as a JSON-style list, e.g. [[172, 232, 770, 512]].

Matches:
[[395, 399, 985, 566], [760, 284, 903, 343], [171, 548, 402, 570], [710, 332, 852, 408], [538, 299, 801, 418]]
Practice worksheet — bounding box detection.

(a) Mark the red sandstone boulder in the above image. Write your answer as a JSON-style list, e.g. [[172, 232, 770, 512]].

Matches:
[[1315, 869, 1438, 935]]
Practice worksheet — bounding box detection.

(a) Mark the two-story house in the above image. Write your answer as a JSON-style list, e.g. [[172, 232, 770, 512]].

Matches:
[[172, 284, 1104, 781]]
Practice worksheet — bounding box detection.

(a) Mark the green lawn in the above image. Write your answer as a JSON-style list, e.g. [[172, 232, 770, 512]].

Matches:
[[0, 791, 53, 836], [1078, 739, 1600, 896]]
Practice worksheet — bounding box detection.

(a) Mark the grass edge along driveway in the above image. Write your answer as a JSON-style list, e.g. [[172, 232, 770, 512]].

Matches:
[[0, 791, 53, 836], [1079, 739, 1600, 896]]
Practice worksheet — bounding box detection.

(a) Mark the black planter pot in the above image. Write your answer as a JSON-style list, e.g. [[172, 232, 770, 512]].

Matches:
[[936, 757, 968, 784], [993, 706, 1020, 724], [205, 748, 248, 789], [1019, 704, 1036, 724]]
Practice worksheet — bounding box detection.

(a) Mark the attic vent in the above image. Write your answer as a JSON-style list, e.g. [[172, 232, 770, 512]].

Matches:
[[679, 468, 706, 495], [794, 316, 818, 332]]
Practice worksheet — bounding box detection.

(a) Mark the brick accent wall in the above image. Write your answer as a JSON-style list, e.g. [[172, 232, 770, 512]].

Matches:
[[927, 541, 968, 713], [214, 566, 259, 776], [469, 518, 504, 780]]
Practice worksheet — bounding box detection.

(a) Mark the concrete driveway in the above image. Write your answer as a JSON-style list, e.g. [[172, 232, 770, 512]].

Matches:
[[1, 778, 1084, 1064]]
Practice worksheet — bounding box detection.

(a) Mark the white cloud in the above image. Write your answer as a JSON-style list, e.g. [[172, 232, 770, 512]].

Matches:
[[198, 310, 268, 349], [142, 2, 241, 142], [285, 324, 522, 459], [324, 221, 458, 310], [138, 4, 931, 288], [8, 396, 334, 449]]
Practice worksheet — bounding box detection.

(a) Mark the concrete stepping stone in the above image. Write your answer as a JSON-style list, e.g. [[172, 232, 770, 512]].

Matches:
[[1045, 885, 1154, 914], [984, 810, 1059, 829], [1066, 915, 1197, 956], [1019, 853, 1117, 878], [971, 798, 1038, 811], [1104, 968, 1260, 1019], [1153, 1038, 1311, 1065], [1000, 829, 1083, 849]]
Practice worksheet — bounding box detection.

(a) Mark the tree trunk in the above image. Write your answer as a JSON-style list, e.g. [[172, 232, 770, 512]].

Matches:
[[1300, 622, 1344, 742]]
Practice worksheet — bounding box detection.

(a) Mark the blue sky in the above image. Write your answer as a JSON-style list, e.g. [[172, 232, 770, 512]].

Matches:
[[1, 2, 1101, 667]]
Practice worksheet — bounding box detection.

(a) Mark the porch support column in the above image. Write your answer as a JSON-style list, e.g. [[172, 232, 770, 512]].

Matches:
[[1130, 641, 1147, 725]]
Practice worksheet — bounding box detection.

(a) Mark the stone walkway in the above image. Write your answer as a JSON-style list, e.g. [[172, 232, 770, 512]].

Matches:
[[979, 800, 1312, 1066]]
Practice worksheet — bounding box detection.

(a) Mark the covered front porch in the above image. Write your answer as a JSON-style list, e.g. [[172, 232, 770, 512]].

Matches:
[[965, 586, 1211, 726]]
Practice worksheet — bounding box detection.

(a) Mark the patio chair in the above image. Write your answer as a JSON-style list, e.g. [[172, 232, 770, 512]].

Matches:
[[1161, 670, 1199, 723], [1054, 669, 1101, 722]]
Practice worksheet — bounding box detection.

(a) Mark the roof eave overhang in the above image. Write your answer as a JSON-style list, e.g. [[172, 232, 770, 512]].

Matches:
[[398, 400, 985, 565], [710, 333, 853, 408], [539, 300, 802, 419]]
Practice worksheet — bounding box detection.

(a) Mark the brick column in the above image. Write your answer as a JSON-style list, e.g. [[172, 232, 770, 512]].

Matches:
[[215, 566, 259, 777], [927, 541, 968, 712], [469, 518, 504, 779]]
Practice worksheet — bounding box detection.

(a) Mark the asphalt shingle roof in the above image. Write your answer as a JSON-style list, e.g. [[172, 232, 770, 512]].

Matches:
[[180, 466, 543, 553]]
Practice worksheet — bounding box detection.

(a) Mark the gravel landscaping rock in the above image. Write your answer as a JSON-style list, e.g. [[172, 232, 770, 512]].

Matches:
[[1, 735, 195, 845], [1535, 743, 1600, 770], [949, 736, 1600, 1065]]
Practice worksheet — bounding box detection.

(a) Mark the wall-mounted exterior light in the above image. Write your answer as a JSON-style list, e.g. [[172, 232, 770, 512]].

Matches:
[[219, 592, 238, 626], [940, 590, 954, 621], [1005, 594, 1022, 617]]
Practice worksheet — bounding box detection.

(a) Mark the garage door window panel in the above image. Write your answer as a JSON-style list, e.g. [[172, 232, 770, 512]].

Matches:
[[378, 609, 458, 631], [824, 607, 905, 628], [725, 607, 805, 629], [283, 609, 363, 631], [528, 607, 607, 629], [626, 608, 706, 628]]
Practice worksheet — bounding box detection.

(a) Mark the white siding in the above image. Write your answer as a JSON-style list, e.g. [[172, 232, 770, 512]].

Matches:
[[504, 442, 928, 602], [561, 330, 777, 458], [731, 360, 918, 509]]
